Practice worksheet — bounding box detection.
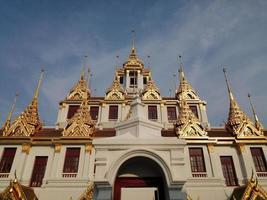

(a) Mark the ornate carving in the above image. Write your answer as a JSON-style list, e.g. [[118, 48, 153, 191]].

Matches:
[[142, 79, 161, 100], [67, 71, 90, 100], [236, 143, 246, 154], [22, 143, 31, 154], [231, 173, 267, 200], [175, 98, 207, 138], [207, 144, 215, 153], [105, 77, 125, 100], [123, 47, 144, 70], [2, 94, 18, 136], [63, 97, 95, 137], [54, 143, 62, 153], [85, 144, 93, 154], [79, 181, 94, 200], [223, 69, 263, 138], [5, 71, 44, 137]]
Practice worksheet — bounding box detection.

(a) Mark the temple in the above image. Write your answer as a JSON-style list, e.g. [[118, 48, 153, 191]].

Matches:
[[0, 42, 266, 200]]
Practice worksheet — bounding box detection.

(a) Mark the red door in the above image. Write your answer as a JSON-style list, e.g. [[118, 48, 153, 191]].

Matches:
[[114, 177, 164, 200]]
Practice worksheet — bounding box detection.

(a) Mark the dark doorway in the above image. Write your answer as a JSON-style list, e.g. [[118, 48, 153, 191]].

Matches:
[[113, 157, 168, 200]]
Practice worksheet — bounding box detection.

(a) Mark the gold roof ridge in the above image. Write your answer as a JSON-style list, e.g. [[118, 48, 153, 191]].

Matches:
[[175, 94, 207, 138], [223, 68, 263, 138], [176, 56, 199, 100], [4, 70, 44, 137], [67, 68, 90, 100], [63, 92, 95, 137]]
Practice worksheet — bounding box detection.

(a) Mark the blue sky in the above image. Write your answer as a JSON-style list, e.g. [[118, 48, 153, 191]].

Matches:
[[0, 0, 267, 127]]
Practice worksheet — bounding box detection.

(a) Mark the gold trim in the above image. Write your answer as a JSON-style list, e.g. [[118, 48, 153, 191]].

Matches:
[[54, 143, 62, 153], [22, 143, 31, 154], [85, 144, 93, 154], [207, 144, 215, 153]]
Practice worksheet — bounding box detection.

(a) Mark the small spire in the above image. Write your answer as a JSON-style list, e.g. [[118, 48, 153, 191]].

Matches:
[[178, 55, 185, 81], [2, 93, 18, 133], [34, 69, 45, 100], [130, 30, 137, 56], [131, 30, 135, 50], [248, 93, 263, 130], [223, 68, 234, 101]]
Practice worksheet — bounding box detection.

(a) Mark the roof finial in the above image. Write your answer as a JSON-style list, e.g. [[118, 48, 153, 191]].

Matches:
[[2, 93, 18, 133], [34, 68, 44, 100], [178, 55, 185, 81], [248, 93, 263, 130], [223, 68, 234, 101], [131, 30, 135, 49]]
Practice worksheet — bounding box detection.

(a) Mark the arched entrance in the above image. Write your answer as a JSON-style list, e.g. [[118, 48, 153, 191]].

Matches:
[[114, 156, 169, 200]]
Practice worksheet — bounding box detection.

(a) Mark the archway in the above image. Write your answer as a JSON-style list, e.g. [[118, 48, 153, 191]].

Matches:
[[114, 156, 169, 200]]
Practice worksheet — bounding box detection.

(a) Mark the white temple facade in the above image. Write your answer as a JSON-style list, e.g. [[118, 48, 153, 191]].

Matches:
[[0, 44, 266, 200]]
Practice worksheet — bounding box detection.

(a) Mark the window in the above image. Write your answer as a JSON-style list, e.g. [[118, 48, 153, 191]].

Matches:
[[251, 148, 267, 172], [90, 106, 99, 120], [63, 148, 80, 173], [143, 77, 147, 85], [109, 105, 118, 120], [119, 76, 124, 84], [129, 71, 137, 88], [189, 105, 198, 118], [30, 156, 48, 187], [148, 106, 157, 120], [220, 156, 238, 186], [0, 148, 16, 173], [67, 105, 80, 119], [189, 148, 206, 173], [167, 107, 177, 121]]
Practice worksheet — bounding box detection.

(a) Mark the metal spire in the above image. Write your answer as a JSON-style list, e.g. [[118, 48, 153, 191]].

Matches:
[[2, 93, 18, 133], [223, 68, 234, 101], [248, 93, 259, 122], [178, 55, 185, 82], [33, 69, 44, 100]]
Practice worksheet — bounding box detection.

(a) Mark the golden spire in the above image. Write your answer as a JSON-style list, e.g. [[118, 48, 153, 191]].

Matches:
[[142, 77, 161, 100], [63, 89, 95, 137], [67, 67, 90, 100], [176, 55, 199, 100], [5, 69, 44, 136], [123, 30, 144, 69], [248, 93, 263, 131], [2, 93, 18, 134], [223, 68, 263, 137], [175, 95, 207, 138], [105, 72, 125, 100]]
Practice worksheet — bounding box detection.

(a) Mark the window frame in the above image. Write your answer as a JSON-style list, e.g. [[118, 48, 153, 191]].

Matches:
[[250, 147, 267, 172], [220, 156, 238, 186], [30, 156, 48, 187], [189, 105, 199, 119], [90, 106, 99, 120], [148, 105, 158, 120], [109, 105, 119, 120], [0, 148, 17, 174], [167, 106, 177, 122], [189, 148, 206, 173], [63, 148, 81, 174], [67, 105, 80, 119]]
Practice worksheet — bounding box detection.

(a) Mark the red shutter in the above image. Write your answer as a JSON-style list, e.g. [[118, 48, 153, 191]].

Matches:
[[109, 106, 118, 120], [167, 107, 177, 121], [220, 156, 238, 186], [90, 106, 99, 120], [189, 148, 206, 173], [30, 156, 48, 187], [251, 148, 267, 172], [148, 106, 158, 120], [0, 148, 16, 173], [67, 105, 80, 119], [63, 148, 80, 173]]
